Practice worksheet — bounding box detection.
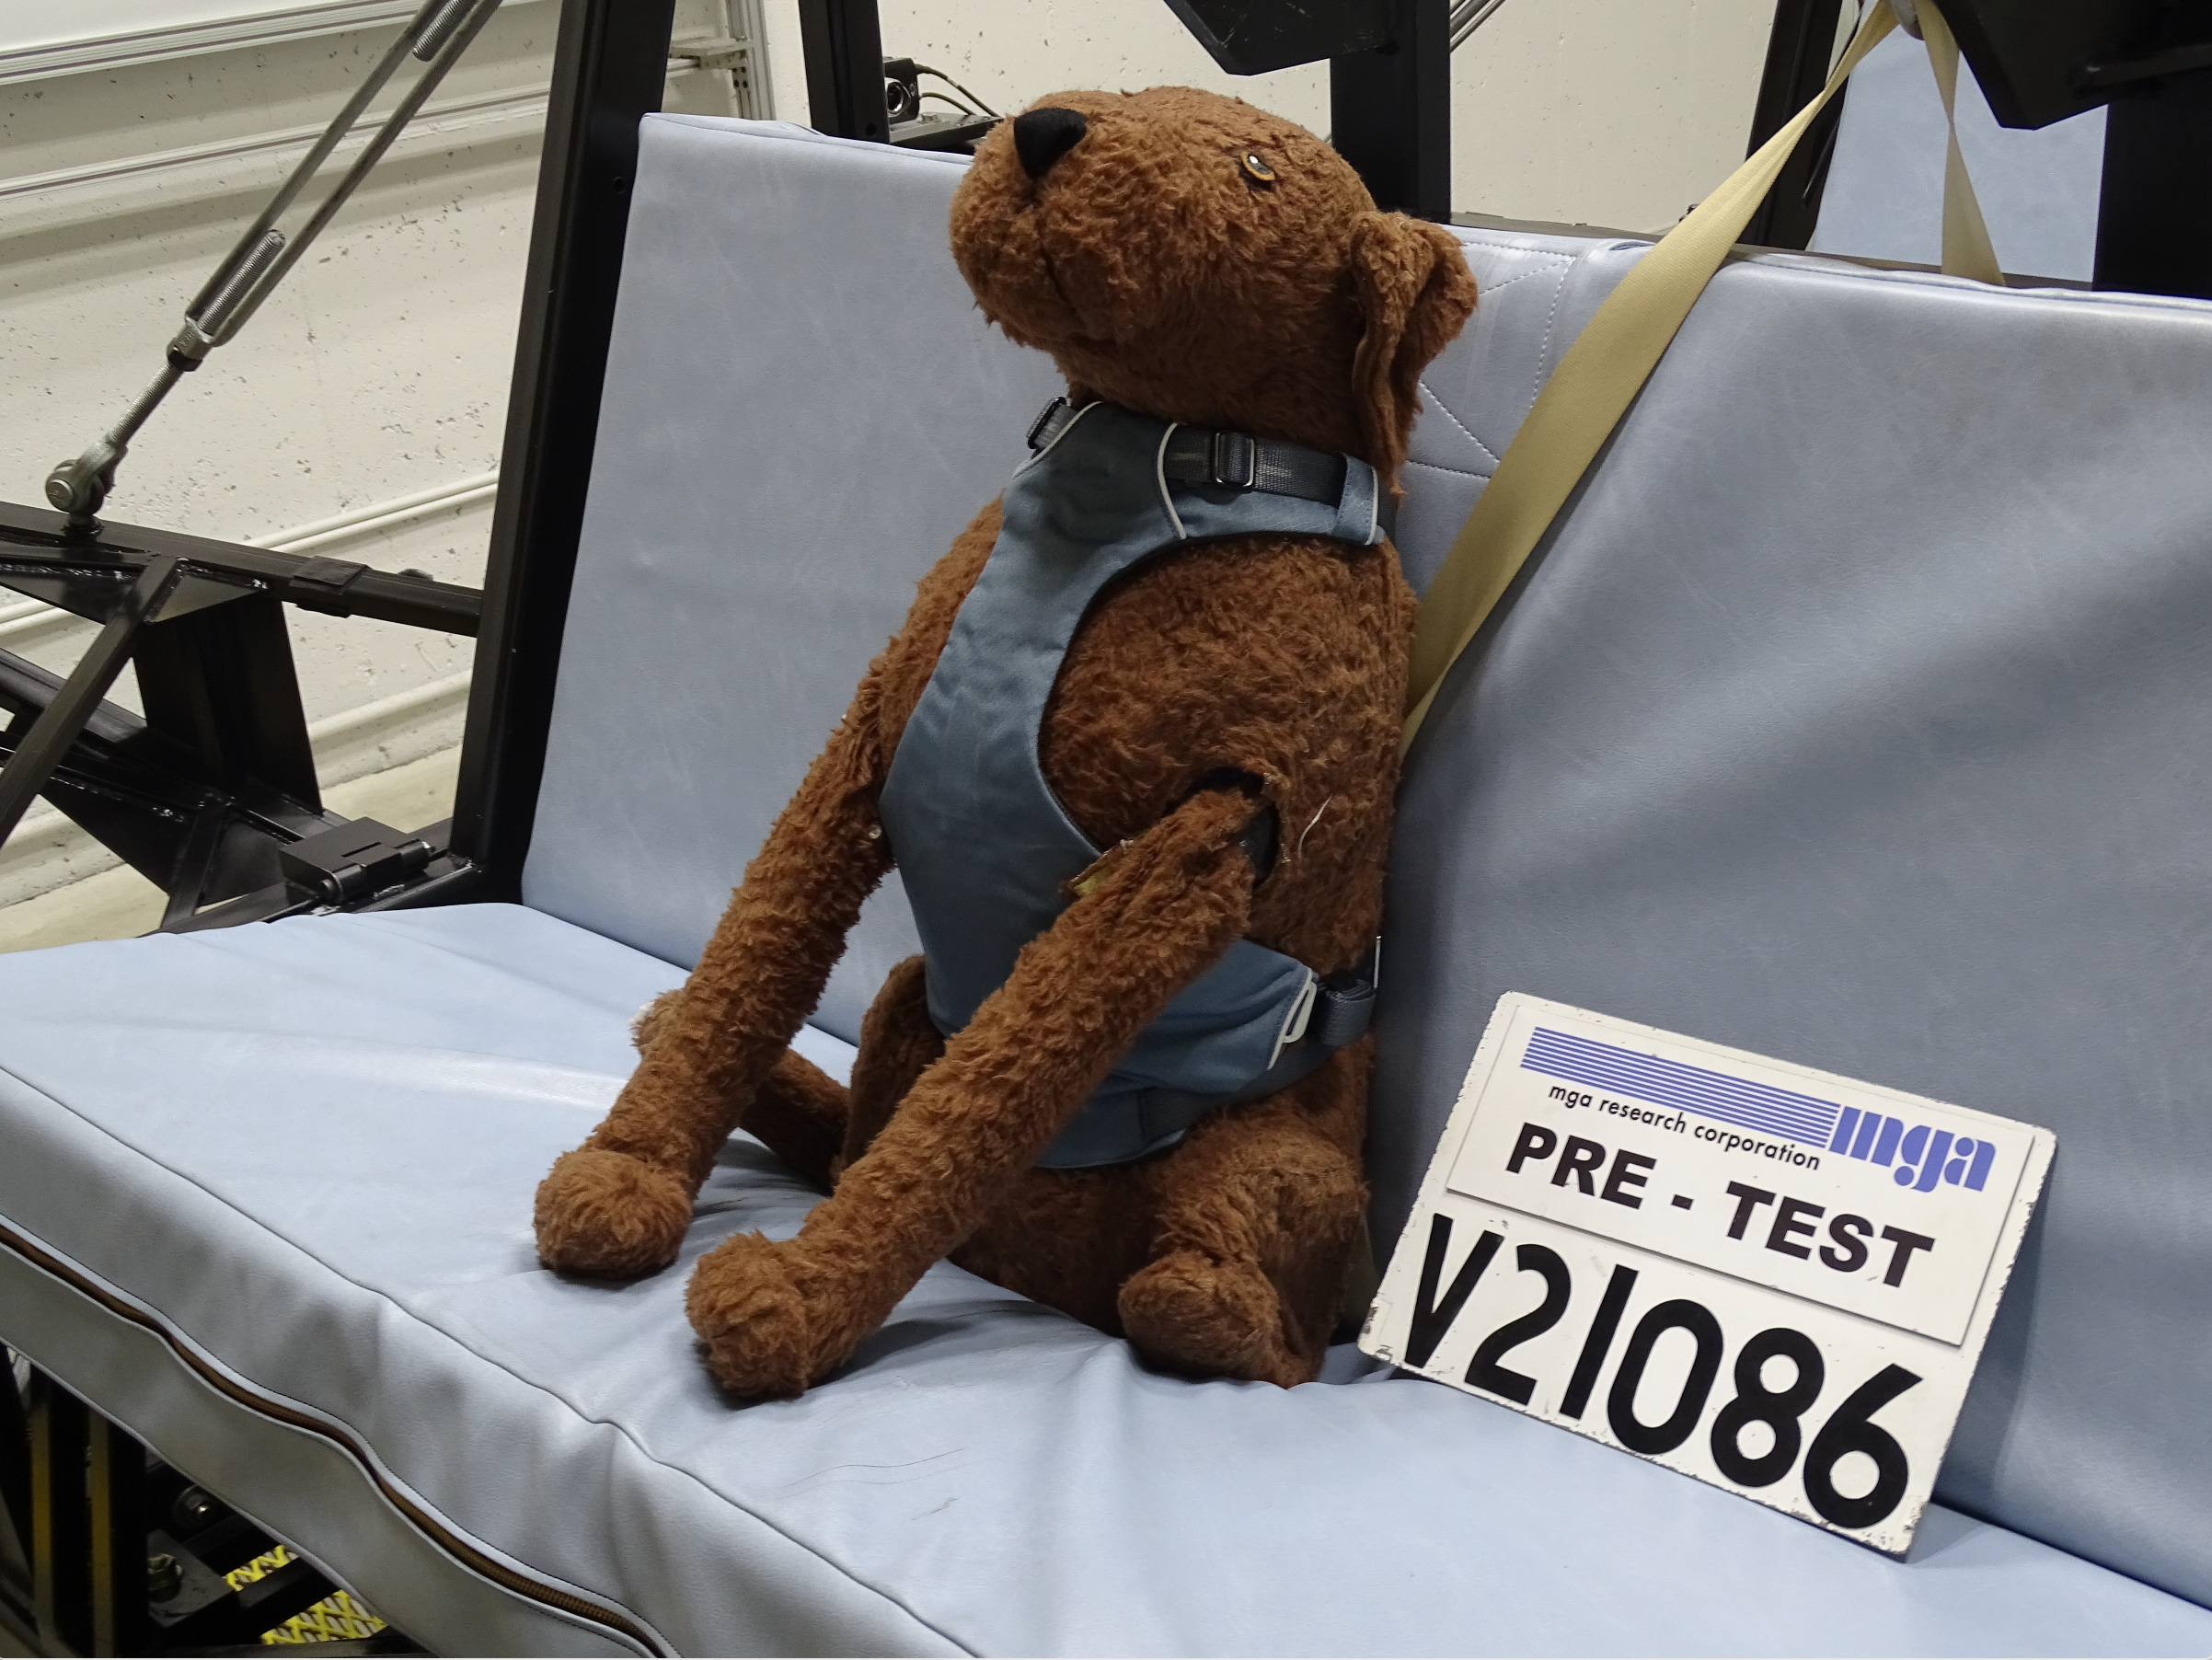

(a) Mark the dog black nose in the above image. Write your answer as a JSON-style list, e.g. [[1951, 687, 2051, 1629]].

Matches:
[[1013, 108, 1088, 179]]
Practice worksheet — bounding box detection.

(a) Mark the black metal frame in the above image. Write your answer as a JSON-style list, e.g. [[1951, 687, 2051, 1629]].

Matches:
[[0, 508, 480, 929], [794, 0, 1451, 218], [1743, 0, 1849, 251], [0, 1356, 421, 1654], [1746, 0, 2212, 297], [0, 0, 675, 931], [1331, 0, 1453, 219], [449, 0, 680, 904]]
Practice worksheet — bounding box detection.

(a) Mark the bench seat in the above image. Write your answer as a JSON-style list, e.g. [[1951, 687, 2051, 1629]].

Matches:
[[6, 114, 2212, 1654], [5, 905, 2208, 1655]]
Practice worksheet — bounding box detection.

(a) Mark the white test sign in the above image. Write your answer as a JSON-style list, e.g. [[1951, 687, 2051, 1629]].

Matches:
[[1361, 993, 2054, 1554]]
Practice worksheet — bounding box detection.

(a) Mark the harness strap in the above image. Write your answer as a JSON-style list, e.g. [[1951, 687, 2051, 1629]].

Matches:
[[1031, 942, 1381, 1170], [1027, 398, 1351, 506]]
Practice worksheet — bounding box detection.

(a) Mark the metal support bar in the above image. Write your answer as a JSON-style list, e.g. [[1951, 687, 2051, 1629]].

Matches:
[[0, 555, 180, 850], [87, 1418, 148, 1657], [454, 0, 678, 895], [794, 0, 888, 141], [0, 1362, 31, 1625], [29, 1376, 91, 1658], [2095, 67, 2212, 299], [43, 0, 510, 530], [1330, 0, 1452, 219], [1743, 0, 1850, 250], [0, 503, 482, 636]]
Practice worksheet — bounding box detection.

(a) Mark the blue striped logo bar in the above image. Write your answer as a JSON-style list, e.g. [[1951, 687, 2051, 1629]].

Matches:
[[1521, 1027, 1842, 1149]]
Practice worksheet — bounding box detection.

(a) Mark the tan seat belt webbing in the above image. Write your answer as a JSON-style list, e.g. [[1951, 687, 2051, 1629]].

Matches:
[[1913, 0, 2004, 284], [1401, 0, 1995, 750]]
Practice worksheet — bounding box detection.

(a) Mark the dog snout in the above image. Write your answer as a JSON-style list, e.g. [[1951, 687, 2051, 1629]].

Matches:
[[1013, 108, 1088, 179]]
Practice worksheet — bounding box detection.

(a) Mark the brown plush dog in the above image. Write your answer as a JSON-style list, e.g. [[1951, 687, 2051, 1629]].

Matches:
[[533, 86, 1475, 1397]]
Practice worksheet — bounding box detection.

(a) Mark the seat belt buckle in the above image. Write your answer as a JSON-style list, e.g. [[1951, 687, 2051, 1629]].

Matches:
[[1209, 429, 1258, 490]]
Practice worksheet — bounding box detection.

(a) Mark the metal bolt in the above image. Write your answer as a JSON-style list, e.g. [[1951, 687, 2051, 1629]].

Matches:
[[147, 1553, 182, 1601], [173, 1485, 220, 1532]]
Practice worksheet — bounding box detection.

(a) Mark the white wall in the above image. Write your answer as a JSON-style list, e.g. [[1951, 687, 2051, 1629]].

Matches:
[[1450, 0, 1776, 231], [775, 0, 1776, 233]]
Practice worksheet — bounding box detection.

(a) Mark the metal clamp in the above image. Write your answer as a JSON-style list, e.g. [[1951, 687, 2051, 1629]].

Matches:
[[278, 817, 436, 904], [286, 557, 371, 615]]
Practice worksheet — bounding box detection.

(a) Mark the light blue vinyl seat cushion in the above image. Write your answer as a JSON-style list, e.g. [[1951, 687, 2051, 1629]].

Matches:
[[3, 907, 2206, 1657], [4, 114, 2211, 1654]]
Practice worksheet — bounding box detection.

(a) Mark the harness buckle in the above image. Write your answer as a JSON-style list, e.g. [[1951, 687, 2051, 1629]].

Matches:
[[1025, 398, 1069, 452], [1209, 429, 1259, 490]]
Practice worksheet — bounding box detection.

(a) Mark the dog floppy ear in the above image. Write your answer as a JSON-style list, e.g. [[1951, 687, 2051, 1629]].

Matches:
[[1349, 213, 1478, 490]]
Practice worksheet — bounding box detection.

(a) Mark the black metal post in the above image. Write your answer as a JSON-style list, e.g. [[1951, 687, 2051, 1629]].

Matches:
[[87, 1414, 150, 1657], [1330, 0, 1451, 219], [453, 0, 679, 898], [795, 0, 889, 142], [1743, 0, 1849, 249], [0, 1361, 31, 1630], [28, 1375, 91, 1657], [2094, 68, 2212, 298]]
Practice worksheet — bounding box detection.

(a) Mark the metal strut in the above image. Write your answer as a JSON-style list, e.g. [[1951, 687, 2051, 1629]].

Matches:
[[42, 0, 509, 534]]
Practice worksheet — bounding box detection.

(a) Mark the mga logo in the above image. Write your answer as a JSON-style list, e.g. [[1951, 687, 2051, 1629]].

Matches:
[[1830, 1106, 1996, 1193]]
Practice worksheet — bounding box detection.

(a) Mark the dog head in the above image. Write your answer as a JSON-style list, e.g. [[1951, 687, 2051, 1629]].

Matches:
[[950, 86, 1476, 486]]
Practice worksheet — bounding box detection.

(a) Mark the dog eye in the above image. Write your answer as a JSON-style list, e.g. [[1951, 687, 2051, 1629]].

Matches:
[[1239, 151, 1276, 186]]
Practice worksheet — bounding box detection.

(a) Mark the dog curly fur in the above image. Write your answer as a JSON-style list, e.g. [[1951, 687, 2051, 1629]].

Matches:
[[534, 86, 1477, 1398]]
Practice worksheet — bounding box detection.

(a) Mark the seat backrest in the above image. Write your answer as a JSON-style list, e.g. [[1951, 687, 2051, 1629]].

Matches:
[[1380, 251, 2212, 1608], [525, 117, 1054, 1034], [531, 115, 2212, 1609]]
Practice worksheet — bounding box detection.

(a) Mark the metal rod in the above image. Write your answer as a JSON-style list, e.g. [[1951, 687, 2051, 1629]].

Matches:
[[88, 1413, 148, 1658], [179, 0, 440, 325], [1449, 0, 1510, 51], [214, 0, 508, 344], [108, 363, 187, 447], [414, 0, 483, 61], [42, 0, 500, 524], [193, 230, 286, 339]]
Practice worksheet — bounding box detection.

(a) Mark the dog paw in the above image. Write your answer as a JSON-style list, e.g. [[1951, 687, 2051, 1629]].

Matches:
[[1117, 1249, 1319, 1388], [684, 1232, 828, 1399], [533, 1147, 692, 1277]]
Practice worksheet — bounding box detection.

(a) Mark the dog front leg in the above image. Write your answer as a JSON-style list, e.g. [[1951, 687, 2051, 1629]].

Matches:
[[534, 671, 894, 1277], [684, 786, 1269, 1397]]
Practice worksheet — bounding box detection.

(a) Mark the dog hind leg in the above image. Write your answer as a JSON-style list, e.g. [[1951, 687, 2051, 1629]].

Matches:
[[838, 954, 945, 1176], [1117, 1041, 1371, 1388]]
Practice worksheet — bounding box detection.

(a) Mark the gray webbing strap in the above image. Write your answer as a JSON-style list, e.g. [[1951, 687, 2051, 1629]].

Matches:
[[1027, 398, 1350, 506]]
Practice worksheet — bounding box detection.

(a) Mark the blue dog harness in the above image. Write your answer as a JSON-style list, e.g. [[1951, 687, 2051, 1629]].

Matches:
[[876, 400, 1384, 1170]]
